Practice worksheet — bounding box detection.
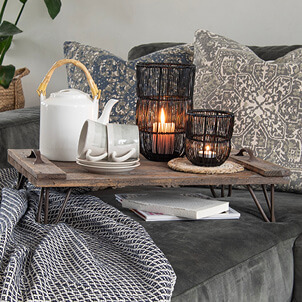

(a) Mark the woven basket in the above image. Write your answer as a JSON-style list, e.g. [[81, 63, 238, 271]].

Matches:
[[0, 67, 30, 112]]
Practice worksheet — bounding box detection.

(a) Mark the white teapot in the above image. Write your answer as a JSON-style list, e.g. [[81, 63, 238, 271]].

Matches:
[[37, 59, 118, 161]]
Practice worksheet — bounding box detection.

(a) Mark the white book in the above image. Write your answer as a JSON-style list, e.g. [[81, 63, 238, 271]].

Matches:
[[116, 194, 240, 221], [116, 191, 229, 219], [129, 207, 240, 222]]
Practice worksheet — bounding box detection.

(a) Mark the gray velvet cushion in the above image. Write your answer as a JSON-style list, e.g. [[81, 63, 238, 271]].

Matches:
[[249, 45, 302, 61], [0, 106, 40, 168], [64, 41, 193, 124], [193, 29, 302, 193], [127, 42, 302, 62], [90, 186, 302, 302], [128, 42, 186, 60]]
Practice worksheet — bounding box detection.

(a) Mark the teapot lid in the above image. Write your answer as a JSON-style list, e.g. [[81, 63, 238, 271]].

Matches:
[[50, 89, 91, 99], [46, 89, 94, 106]]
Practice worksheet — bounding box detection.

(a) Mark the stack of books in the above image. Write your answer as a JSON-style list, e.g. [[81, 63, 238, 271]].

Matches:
[[115, 190, 240, 222]]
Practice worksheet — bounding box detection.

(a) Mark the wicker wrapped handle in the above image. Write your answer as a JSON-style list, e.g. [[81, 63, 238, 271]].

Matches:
[[36, 59, 101, 99]]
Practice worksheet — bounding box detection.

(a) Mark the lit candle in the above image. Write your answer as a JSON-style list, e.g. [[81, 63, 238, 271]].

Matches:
[[199, 145, 216, 158], [152, 108, 175, 154]]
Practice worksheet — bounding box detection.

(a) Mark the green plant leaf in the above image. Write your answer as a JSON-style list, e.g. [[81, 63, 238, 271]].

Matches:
[[0, 36, 8, 42], [44, 0, 61, 19], [19, 0, 28, 3], [0, 64, 15, 88], [0, 36, 12, 64], [0, 21, 22, 37]]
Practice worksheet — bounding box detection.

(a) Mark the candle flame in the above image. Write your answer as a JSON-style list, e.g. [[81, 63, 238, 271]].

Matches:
[[205, 145, 210, 151], [160, 108, 166, 124]]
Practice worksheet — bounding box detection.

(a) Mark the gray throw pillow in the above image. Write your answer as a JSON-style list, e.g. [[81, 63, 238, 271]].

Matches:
[[193, 29, 302, 193], [64, 41, 193, 124]]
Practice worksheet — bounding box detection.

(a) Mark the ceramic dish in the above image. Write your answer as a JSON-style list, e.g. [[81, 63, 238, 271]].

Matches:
[[76, 157, 140, 168], [76, 161, 140, 174]]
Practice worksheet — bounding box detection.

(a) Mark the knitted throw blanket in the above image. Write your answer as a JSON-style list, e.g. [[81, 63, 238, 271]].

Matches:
[[0, 169, 176, 301]]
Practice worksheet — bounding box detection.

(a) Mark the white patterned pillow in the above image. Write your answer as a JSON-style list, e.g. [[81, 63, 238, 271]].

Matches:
[[193, 29, 302, 192]]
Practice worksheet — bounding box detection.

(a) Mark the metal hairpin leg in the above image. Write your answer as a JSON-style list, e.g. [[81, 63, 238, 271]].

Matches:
[[36, 187, 50, 223], [210, 186, 217, 198], [36, 187, 72, 224], [16, 172, 26, 190], [44, 188, 50, 224], [261, 184, 275, 221], [247, 184, 275, 222], [55, 188, 72, 224], [227, 185, 232, 197], [209, 185, 232, 198], [36, 187, 45, 223]]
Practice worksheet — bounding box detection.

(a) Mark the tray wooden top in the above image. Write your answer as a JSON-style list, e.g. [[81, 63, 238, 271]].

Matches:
[[8, 149, 290, 188]]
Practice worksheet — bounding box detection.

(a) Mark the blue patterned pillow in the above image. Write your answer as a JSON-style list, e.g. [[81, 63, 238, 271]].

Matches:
[[64, 41, 193, 124]]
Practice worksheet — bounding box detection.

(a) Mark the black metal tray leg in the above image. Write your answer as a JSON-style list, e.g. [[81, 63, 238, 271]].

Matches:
[[16, 172, 26, 190], [36, 187, 45, 223], [247, 184, 276, 222], [36, 187, 50, 224], [209, 185, 232, 198], [36, 187, 72, 224], [55, 188, 72, 224]]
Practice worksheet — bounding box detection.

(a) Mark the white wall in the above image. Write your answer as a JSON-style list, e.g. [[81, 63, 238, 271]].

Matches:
[[4, 0, 302, 107]]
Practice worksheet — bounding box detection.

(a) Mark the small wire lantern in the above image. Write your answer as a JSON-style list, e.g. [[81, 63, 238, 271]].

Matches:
[[136, 63, 196, 161], [185, 110, 234, 167]]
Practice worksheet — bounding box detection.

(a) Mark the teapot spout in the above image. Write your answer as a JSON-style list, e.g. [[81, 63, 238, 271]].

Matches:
[[98, 98, 119, 124]]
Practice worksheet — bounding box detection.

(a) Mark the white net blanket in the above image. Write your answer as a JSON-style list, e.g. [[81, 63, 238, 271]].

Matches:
[[0, 168, 176, 301]]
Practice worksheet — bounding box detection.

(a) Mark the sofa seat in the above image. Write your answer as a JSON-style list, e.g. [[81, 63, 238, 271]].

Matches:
[[90, 186, 302, 302]]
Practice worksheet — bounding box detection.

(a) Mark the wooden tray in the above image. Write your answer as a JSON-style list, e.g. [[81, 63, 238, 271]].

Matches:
[[7, 149, 290, 189]]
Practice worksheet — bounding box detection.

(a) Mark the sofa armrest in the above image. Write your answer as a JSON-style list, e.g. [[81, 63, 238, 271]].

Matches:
[[0, 106, 40, 168]]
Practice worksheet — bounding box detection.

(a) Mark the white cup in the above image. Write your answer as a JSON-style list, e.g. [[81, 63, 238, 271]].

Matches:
[[107, 123, 140, 162], [77, 119, 108, 161], [78, 121, 139, 162]]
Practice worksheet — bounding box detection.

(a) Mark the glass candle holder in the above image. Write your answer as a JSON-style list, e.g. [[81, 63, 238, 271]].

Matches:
[[136, 63, 196, 161], [185, 110, 234, 167]]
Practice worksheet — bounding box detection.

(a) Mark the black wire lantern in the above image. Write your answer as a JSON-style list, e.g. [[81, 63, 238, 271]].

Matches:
[[136, 63, 196, 161], [185, 110, 234, 167]]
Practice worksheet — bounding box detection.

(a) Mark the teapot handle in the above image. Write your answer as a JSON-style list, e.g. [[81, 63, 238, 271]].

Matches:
[[36, 59, 101, 100]]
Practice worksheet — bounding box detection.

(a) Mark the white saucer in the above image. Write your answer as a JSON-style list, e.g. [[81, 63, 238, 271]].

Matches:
[[76, 157, 139, 168], [76, 161, 140, 174]]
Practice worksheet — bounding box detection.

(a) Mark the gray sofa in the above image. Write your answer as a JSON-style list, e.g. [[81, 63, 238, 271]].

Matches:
[[0, 43, 301, 302]]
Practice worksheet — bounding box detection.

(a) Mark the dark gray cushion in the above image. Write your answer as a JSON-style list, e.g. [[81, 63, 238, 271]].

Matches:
[[127, 42, 302, 61], [90, 186, 302, 302], [128, 42, 186, 60], [248, 45, 302, 61], [0, 106, 40, 168]]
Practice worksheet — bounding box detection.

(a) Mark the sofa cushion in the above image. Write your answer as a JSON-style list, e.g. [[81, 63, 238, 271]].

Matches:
[[90, 186, 302, 302], [248, 45, 302, 61], [128, 42, 186, 61], [0, 106, 40, 168], [193, 29, 302, 193], [63, 41, 193, 124], [127, 42, 302, 62]]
